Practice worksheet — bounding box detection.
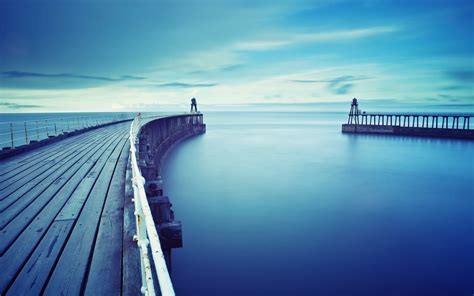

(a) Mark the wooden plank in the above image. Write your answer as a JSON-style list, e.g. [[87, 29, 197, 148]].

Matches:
[[0, 126, 120, 210], [0, 126, 112, 186], [0, 129, 101, 183], [43, 137, 128, 295], [0, 122, 125, 173], [0, 127, 118, 202], [54, 135, 127, 221], [0, 129, 125, 255], [0, 127, 128, 293], [0, 127, 104, 177], [0, 135, 104, 199], [84, 142, 130, 295], [122, 155, 142, 296], [6, 220, 74, 295], [0, 130, 116, 229]]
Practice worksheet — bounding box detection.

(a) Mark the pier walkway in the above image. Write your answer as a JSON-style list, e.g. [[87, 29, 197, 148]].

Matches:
[[0, 121, 131, 295], [0, 114, 205, 295]]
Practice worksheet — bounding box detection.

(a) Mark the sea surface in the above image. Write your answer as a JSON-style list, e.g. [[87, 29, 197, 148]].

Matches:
[[161, 111, 474, 296]]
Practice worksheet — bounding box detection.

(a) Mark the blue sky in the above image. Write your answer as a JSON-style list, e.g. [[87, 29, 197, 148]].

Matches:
[[0, 0, 473, 112]]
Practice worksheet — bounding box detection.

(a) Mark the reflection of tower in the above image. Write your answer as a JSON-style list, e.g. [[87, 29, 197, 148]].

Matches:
[[348, 98, 360, 124]]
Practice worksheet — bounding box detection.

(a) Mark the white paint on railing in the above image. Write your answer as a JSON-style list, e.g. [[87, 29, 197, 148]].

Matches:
[[129, 115, 176, 296]]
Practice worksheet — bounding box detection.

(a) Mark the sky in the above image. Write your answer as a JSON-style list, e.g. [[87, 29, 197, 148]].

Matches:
[[0, 0, 473, 112]]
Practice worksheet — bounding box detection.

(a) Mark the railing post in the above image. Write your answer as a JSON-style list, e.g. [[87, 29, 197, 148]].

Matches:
[[46, 120, 49, 137], [36, 121, 39, 141], [54, 123, 57, 136], [24, 121, 28, 145], [10, 122, 14, 149]]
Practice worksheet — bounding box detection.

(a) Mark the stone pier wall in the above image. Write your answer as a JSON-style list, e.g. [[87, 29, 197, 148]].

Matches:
[[136, 113, 205, 267]]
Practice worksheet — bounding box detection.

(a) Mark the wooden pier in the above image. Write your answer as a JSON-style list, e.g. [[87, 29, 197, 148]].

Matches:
[[0, 114, 205, 295], [341, 99, 474, 139]]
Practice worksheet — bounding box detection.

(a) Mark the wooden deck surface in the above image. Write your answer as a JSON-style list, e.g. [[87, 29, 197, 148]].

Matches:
[[0, 121, 140, 295]]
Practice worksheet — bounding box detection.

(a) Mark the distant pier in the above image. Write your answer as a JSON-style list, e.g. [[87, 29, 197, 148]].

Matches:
[[342, 99, 474, 139]]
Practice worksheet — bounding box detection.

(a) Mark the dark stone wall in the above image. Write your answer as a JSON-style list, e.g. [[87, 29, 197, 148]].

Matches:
[[136, 114, 205, 268]]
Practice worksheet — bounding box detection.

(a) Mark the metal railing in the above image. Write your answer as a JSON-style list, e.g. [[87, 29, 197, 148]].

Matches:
[[0, 115, 132, 149], [348, 112, 473, 130], [129, 114, 175, 296]]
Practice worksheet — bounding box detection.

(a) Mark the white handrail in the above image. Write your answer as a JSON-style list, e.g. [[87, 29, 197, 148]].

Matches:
[[0, 116, 133, 149], [129, 115, 175, 296]]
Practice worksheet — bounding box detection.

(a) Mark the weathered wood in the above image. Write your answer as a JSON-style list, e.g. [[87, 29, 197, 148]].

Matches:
[[0, 127, 103, 177], [0, 127, 113, 190], [0, 129, 102, 184], [0, 129, 121, 229], [0, 132, 126, 293], [0, 126, 120, 201], [6, 220, 74, 295], [43, 137, 128, 295], [0, 130, 127, 294], [84, 141, 130, 295], [0, 132, 111, 204], [0, 130, 124, 255]]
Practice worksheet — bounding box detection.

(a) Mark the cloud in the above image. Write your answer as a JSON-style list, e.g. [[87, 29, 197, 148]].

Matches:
[[291, 75, 369, 84], [445, 70, 474, 82], [439, 85, 470, 91], [1, 71, 145, 82], [155, 82, 217, 88], [0, 71, 146, 89], [235, 26, 400, 50], [291, 75, 369, 94], [437, 94, 474, 102], [0, 102, 42, 109], [333, 83, 353, 94]]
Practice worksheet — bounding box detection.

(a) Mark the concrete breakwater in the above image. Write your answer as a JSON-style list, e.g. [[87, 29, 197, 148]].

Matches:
[[133, 114, 205, 267]]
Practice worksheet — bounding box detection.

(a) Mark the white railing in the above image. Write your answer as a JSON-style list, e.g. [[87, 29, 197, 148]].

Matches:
[[129, 114, 175, 296], [0, 114, 132, 149]]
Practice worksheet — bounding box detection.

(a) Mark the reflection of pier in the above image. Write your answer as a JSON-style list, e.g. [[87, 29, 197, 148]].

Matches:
[[342, 99, 474, 139]]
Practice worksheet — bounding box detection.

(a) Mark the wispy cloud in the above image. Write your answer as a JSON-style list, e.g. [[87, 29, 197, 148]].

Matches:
[[0, 71, 147, 89], [235, 26, 400, 50], [155, 82, 217, 88], [438, 94, 474, 102], [445, 70, 474, 82], [291, 75, 370, 94], [1, 71, 145, 82], [0, 102, 43, 109], [439, 85, 471, 91]]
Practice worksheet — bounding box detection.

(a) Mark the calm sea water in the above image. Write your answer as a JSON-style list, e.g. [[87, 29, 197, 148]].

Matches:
[[162, 112, 474, 296]]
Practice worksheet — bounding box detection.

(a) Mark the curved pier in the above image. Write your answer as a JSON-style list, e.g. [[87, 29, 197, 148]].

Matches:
[[0, 113, 205, 295]]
